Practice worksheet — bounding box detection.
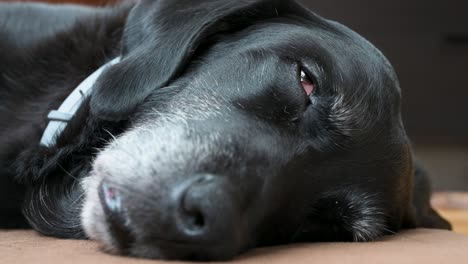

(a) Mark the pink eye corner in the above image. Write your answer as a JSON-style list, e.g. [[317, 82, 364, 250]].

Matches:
[[300, 70, 315, 96]]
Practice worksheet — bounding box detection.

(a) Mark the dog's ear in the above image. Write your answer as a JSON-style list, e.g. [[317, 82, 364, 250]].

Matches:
[[90, 0, 303, 121], [406, 160, 452, 230]]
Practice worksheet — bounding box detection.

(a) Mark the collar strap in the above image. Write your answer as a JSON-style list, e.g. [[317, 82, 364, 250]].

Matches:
[[40, 57, 121, 147]]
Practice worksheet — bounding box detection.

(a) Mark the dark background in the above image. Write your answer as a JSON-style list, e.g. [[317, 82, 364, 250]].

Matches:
[[301, 0, 468, 146], [3, 0, 468, 190]]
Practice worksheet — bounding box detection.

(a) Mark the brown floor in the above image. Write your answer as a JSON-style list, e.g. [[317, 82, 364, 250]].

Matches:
[[0, 192, 465, 264], [433, 192, 468, 234], [1, 229, 468, 264]]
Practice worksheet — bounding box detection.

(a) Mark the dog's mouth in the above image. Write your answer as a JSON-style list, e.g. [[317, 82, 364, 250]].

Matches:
[[125, 238, 245, 261]]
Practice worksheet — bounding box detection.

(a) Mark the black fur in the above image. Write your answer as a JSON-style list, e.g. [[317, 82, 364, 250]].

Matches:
[[0, 0, 450, 261]]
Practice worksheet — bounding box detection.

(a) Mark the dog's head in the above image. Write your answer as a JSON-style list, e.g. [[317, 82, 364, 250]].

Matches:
[[82, 0, 412, 260]]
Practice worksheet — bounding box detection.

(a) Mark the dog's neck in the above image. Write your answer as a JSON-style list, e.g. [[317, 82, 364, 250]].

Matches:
[[40, 57, 121, 147]]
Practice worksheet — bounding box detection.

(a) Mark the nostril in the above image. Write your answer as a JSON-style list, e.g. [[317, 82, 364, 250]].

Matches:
[[176, 175, 217, 235], [99, 182, 122, 214], [171, 175, 243, 257], [192, 211, 205, 229], [98, 181, 133, 250], [181, 189, 207, 233], [174, 174, 242, 249]]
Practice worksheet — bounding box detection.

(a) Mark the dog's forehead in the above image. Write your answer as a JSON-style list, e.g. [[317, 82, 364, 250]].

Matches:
[[124, 0, 397, 90], [122, 0, 402, 138], [122, 0, 400, 104], [181, 19, 399, 99]]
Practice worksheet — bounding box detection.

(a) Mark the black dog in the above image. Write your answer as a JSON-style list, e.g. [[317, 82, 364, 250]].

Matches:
[[0, 0, 451, 260]]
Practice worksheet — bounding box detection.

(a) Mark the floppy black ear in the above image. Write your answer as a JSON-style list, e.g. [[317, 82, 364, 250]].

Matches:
[[90, 0, 301, 120], [408, 160, 452, 230]]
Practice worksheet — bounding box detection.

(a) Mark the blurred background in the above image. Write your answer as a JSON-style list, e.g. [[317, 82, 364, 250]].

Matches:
[[2, 0, 467, 191]]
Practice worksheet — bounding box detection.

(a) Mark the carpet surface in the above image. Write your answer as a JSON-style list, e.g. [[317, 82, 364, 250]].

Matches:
[[1, 229, 468, 264]]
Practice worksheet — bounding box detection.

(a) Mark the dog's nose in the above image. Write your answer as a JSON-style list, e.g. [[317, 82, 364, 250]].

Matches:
[[174, 175, 240, 244], [99, 175, 243, 259]]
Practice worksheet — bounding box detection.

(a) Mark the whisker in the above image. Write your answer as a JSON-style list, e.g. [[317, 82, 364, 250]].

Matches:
[[58, 164, 79, 181], [103, 128, 118, 142]]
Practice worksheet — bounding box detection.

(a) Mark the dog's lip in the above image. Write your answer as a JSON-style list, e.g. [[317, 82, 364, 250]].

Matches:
[[139, 227, 235, 247], [128, 237, 243, 260]]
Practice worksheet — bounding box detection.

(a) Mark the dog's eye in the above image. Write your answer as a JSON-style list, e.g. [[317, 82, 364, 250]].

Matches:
[[300, 70, 315, 96]]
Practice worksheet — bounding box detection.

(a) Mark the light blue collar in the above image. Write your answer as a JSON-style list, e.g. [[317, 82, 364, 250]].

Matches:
[[40, 57, 121, 147]]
